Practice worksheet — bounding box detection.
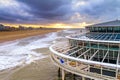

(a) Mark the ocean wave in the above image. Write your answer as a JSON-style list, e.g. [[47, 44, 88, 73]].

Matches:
[[0, 30, 79, 70], [0, 32, 59, 70]]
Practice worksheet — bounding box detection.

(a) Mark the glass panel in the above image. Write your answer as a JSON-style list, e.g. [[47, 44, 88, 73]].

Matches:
[[109, 43, 119, 50]]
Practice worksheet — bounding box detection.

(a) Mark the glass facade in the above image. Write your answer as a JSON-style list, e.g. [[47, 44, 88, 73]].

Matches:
[[73, 32, 120, 41], [51, 21, 120, 80], [86, 26, 120, 33], [68, 39, 119, 78]]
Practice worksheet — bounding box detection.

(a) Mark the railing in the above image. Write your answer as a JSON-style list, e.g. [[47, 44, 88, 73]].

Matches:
[[66, 32, 120, 44], [49, 43, 120, 80], [51, 53, 117, 80]]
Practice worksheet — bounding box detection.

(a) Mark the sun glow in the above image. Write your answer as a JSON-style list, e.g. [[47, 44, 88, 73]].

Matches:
[[51, 23, 72, 28], [3, 22, 90, 28]]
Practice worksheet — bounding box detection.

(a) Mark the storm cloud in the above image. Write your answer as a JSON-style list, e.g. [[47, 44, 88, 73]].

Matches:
[[0, 0, 120, 25]]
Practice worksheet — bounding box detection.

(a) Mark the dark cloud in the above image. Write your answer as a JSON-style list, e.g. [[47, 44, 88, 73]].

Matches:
[[77, 0, 120, 22], [17, 0, 72, 19], [0, 0, 73, 24], [0, 0, 120, 25], [18, 0, 68, 11], [0, 11, 32, 24], [0, 0, 35, 24]]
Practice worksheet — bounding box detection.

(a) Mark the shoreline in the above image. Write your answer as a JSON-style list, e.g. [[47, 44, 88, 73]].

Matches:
[[0, 29, 59, 70], [0, 29, 71, 80], [0, 29, 61, 43], [0, 56, 49, 80], [0, 30, 60, 80], [7, 48, 58, 80]]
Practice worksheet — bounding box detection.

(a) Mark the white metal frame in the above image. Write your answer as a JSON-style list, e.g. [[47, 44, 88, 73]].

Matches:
[[89, 50, 99, 60], [49, 44, 120, 69], [68, 47, 84, 56], [101, 50, 109, 62], [66, 33, 120, 44], [77, 48, 91, 58]]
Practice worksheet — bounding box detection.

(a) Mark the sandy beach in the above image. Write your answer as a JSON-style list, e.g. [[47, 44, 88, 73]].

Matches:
[[0, 48, 58, 80], [0, 29, 61, 43], [0, 29, 63, 80], [9, 48, 58, 80], [0, 29, 78, 80]]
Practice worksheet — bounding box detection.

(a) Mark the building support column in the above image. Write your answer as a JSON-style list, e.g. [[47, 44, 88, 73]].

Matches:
[[73, 74, 76, 80], [62, 69, 65, 80], [82, 76, 85, 80], [71, 73, 76, 80], [58, 67, 61, 78]]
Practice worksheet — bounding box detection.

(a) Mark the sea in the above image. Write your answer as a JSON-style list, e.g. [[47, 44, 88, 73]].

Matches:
[[0, 29, 80, 70]]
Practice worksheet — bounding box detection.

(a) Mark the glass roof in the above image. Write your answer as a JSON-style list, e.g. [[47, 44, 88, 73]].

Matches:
[[72, 33, 120, 41], [86, 20, 120, 27], [51, 43, 120, 69]]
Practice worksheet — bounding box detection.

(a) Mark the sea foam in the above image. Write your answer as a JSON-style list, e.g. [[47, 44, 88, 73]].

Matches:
[[0, 29, 77, 70]]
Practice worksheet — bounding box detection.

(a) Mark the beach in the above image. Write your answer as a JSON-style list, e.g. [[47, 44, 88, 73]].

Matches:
[[0, 29, 79, 80], [0, 29, 61, 80], [0, 29, 61, 43], [0, 48, 58, 80], [9, 48, 58, 80]]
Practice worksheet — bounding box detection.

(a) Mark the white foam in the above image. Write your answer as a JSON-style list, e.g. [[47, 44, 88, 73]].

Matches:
[[0, 32, 59, 70], [63, 29, 78, 33], [0, 30, 78, 70]]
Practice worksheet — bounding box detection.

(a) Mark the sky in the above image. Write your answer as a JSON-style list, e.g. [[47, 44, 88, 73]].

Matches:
[[0, 0, 120, 28]]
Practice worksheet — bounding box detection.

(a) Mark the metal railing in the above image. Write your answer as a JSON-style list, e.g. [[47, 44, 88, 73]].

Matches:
[[50, 42, 120, 80], [51, 53, 117, 80]]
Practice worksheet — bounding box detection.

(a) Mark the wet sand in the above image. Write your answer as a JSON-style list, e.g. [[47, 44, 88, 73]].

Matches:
[[0, 29, 61, 43], [0, 29, 62, 80], [0, 29, 81, 80], [0, 48, 58, 80]]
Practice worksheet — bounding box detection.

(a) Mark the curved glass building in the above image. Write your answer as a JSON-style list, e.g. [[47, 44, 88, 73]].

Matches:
[[50, 20, 120, 80]]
